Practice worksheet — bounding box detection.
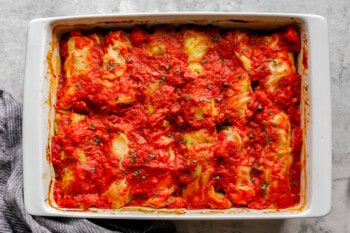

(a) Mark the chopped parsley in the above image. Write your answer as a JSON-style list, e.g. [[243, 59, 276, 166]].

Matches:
[[261, 182, 269, 190], [131, 154, 136, 163], [89, 123, 96, 130], [108, 63, 115, 71], [133, 170, 141, 176], [200, 59, 208, 64], [75, 82, 82, 90], [95, 138, 101, 144]]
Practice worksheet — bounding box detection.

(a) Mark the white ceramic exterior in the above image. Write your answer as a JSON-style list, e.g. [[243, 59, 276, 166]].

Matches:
[[23, 13, 331, 219]]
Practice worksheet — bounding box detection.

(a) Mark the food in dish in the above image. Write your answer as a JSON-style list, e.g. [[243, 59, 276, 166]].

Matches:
[[51, 24, 302, 210]]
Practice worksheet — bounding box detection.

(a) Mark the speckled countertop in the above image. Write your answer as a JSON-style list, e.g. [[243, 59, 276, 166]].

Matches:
[[1, 0, 349, 232]]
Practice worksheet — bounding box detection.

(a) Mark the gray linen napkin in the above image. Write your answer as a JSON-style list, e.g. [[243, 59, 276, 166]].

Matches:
[[0, 90, 177, 233]]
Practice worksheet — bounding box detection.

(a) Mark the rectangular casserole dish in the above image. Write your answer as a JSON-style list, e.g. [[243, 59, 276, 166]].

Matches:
[[23, 13, 331, 219]]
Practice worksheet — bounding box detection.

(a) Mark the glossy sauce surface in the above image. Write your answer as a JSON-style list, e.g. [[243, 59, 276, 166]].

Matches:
[[52, 25, 302, 210]]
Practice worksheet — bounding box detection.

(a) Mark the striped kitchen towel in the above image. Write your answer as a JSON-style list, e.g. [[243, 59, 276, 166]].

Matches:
[[0, 90, 177, 233]]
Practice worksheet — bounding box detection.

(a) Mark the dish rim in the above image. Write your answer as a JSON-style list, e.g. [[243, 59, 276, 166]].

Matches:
[[22, 12, 331, 219]]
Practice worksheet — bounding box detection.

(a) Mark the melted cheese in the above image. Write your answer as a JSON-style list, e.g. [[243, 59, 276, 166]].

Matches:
[[61, 168, 74, 192], [143, 175, 176, 208], [111, 133, 129, 168], [207, 185, 231, 209], [235, 52, 252, 71], [183, 30, 211, 75], [64, 34, 100, 80], [228, 166, 255, 205], [102, 31, 131, 80], [102, 178, 131, 208], [147, 42, 166, 56], [265, 57, 292, 92], [270, 113, 292, 155], [193, 99, 218, 120], [145, 82, 162, 114], [74, 148, 87, 163], [183, 129, 213, 147], [221, 126, 246, 151], [226, 75, 252, 123]]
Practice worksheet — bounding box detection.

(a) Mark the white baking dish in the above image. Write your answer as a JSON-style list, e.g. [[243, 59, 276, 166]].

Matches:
[[23, 13, 331, 219]]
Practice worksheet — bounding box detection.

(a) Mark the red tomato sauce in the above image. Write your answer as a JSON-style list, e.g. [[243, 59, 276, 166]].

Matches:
[[52, 25, 302, 210]]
